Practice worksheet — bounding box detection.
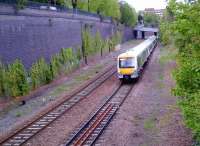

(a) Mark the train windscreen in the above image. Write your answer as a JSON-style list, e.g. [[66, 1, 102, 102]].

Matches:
[[119, 58, 135, 68]]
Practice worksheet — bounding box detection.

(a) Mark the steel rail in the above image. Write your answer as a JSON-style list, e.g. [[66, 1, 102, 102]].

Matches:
[[0, 65, 116, 146], [65, 83, 133, 146]]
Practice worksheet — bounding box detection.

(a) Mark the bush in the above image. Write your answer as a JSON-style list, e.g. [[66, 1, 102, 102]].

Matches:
[[114, 31, 122, 45], [0, 47, 82, 98], [82, 28, 122, 58], [163, 0, 200, 142], [76, 47, 82, 61], [94, 31, 103, 53], [82, 27, 95, 56], [50, 48, 80, 77], [30, 58, 51, 89], [178, 91, 200, 142], [173, 57, 200, 96], [50, 54, 62, 78], [60, 48, 73, 64], [5, 59, 29, 97], [159, 22, 171, 45], [102, 38, 109, 53], [62, 48, 79, 72], [0, 61, 7, 97]]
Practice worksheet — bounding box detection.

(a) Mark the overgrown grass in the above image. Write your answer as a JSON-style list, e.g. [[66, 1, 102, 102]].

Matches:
[[47, 63, 104, 98], [157, 44, 177, 89], [159, 44, 177, 66], [144, 117, 156, 131], [159, 105, 178, 128]]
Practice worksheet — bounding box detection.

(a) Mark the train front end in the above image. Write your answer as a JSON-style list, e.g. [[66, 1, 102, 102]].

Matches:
[[117, 53, 138, 80]]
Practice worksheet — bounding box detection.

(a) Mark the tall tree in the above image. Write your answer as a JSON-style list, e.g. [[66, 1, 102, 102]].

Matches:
[[143, 12, 159, 27], [77, 0, 120, 19], [120, 2, 137, 27]]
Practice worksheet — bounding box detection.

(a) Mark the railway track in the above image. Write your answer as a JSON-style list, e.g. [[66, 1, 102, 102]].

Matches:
[[65, 83, 133, 146], [0, 65, 116, 146]]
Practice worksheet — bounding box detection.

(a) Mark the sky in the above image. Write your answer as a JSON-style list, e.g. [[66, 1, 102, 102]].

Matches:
[[122, 0, 167, 11]]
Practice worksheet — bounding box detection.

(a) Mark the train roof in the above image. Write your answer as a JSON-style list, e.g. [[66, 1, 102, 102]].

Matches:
[[118, 36, 156, 58]]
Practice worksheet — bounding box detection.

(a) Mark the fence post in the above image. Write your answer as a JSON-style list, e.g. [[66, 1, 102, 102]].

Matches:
[[81, 22, 88, 65]]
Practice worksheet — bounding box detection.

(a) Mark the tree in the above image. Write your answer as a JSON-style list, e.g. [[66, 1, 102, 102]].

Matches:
[[57, 0, 71, 7], [16, 0, 27, 9], [143, 12, 159, 27], [77, 0, 120, 19], [160, 0, 200, 142], [120, 2, 137, 27], [98, 0, 120, 19], [71, 0, 78, 9]]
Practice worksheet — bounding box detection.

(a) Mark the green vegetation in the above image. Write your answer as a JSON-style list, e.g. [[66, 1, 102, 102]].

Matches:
[[159, 45, 177, 66], [6, 60, 29, 97], [15, 111, 22, 117], [50, 54, 62, 78], [81, 26, 95, 57], [29, 0, 121, 19], [144, 117, 156, 130], [120, 2, 137, 27], [0, 61, 6, 97], [30, 58, 52, 89], [0, 48, 79, 97], [112, 31, 123, 47], [160, 0, 200, 142], [94, 31, 103, 55], [0, 30, 122, 98], [77, 0, 121, 19], [17, 0, 27, 9], [13, 0, 140, 24], [30, 48, 79, 89], [0, 60, 30, 97], [81, 25, 122, 63], [143, 12, 160, 27]]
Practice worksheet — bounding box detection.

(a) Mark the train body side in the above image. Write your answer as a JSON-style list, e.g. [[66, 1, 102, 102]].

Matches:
[[117, 36, 157, 80]]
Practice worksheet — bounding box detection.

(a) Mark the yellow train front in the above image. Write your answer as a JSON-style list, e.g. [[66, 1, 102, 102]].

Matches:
[[117, 51, 139, 80]]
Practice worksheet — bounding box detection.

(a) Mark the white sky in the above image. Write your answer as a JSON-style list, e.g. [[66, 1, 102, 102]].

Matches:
[[122, 0, 167, 11]]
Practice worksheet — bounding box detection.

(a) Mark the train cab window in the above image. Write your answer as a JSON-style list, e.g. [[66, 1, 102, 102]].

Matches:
[[119, 58, 135, 68]]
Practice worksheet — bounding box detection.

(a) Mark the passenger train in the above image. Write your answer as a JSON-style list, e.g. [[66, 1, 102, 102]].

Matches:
[[117, 36, 157, 80]]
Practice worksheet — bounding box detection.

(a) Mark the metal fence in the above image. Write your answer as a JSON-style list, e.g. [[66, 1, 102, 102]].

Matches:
[[0, 0, 17, 4], [0, 0, 111, 22], [27, 1, 112, 21]]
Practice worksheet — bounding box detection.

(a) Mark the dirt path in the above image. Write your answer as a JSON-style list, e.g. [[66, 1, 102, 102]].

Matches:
[[97, 44, 192, 146]]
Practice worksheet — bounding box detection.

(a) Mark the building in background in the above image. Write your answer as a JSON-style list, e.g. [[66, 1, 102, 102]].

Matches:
[[142, 8, 165, 17]]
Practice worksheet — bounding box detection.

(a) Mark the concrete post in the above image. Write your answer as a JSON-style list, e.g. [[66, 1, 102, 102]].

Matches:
[[142, 31, 145, 39]]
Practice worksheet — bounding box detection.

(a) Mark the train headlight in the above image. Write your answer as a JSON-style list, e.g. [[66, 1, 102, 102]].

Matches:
[[118, 74, 123, 78]]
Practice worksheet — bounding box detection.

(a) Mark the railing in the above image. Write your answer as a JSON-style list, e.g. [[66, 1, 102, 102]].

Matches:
[[0, 0, 112, 21], [0, 0, 17, 3], [27, 1, 112, 21]]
